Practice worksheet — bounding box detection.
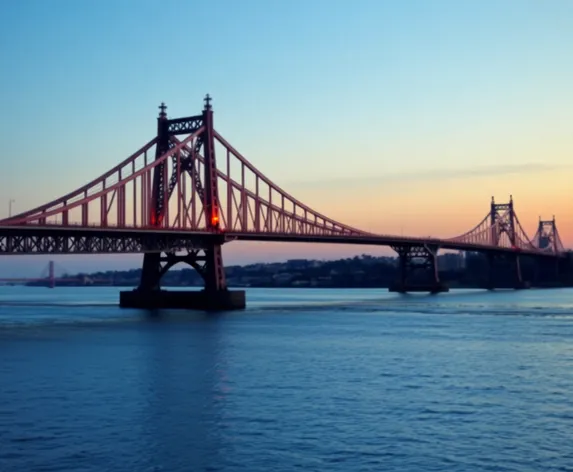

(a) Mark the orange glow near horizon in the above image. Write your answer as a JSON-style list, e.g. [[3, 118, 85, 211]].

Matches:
[[286, 168, 572, 248]]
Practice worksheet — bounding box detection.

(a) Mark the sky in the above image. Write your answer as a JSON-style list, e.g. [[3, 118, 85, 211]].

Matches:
[[0, 0, 572, 276]]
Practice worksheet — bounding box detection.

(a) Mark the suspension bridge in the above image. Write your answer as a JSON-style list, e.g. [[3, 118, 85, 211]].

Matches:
[[0, 96, 570, 309]]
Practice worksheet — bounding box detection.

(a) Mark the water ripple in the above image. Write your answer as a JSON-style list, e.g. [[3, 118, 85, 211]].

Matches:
[[0, 287, 572, 471]]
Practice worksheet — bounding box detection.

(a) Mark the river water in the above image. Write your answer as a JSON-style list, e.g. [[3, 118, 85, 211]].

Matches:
[[1, 286, 572, 471]]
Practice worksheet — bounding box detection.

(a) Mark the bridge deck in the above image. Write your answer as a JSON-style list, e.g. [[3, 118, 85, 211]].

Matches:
[[0, 225, 563, 257]]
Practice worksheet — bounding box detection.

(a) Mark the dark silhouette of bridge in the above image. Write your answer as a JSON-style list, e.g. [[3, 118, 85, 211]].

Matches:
[[0, 96, 570, 309], [0, 261, 112, 288]]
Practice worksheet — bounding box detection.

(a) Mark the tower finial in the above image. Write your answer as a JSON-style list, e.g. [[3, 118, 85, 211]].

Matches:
[[158, 102, 167, 119], [204, 94, 212, 110]]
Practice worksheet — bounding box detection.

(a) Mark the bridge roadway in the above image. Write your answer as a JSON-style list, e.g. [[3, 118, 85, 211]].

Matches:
[[0, 224, 563, 258]]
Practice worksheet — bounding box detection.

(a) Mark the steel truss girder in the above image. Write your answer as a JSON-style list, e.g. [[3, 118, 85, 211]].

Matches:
[[0, 231, 220, 255]]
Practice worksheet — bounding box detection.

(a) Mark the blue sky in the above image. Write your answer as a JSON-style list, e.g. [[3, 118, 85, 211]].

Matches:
[[1, 0, 572, 275]]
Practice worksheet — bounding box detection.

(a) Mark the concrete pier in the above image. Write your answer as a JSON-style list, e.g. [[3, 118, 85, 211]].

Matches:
[[119, 289, 246, 311]]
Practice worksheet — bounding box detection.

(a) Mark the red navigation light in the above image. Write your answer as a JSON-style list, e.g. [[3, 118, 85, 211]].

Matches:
[[150, 213, 163, 227], [211, 214, 219, 226]]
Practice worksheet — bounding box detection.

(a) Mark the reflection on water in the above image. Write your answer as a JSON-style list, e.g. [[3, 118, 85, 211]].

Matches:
[[1, 287, 573, 471]]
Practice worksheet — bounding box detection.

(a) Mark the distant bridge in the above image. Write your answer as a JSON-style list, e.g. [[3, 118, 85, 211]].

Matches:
[[0, 261, 111, 287]]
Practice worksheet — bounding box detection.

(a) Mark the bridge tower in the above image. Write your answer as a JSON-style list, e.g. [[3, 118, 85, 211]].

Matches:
[[489, 196, 518, 246], [48, 260, 55, 289], [532, 216, 567, 287], [389, 244, 449, 293], [121, 96, 244, 311], [485, 196, 527, 289], [537, 217, 558, 252]]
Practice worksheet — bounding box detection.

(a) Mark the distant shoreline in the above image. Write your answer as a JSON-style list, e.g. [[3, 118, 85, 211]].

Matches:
[[4, 252, 569, 289]]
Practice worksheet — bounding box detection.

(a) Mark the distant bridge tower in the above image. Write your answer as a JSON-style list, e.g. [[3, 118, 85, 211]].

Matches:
[[537, 216, 558, 252], [486, 196, 525, 289], [490, 195, 516, 247], [533, 216, 567, 287], [48, 260, 55, 289]]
